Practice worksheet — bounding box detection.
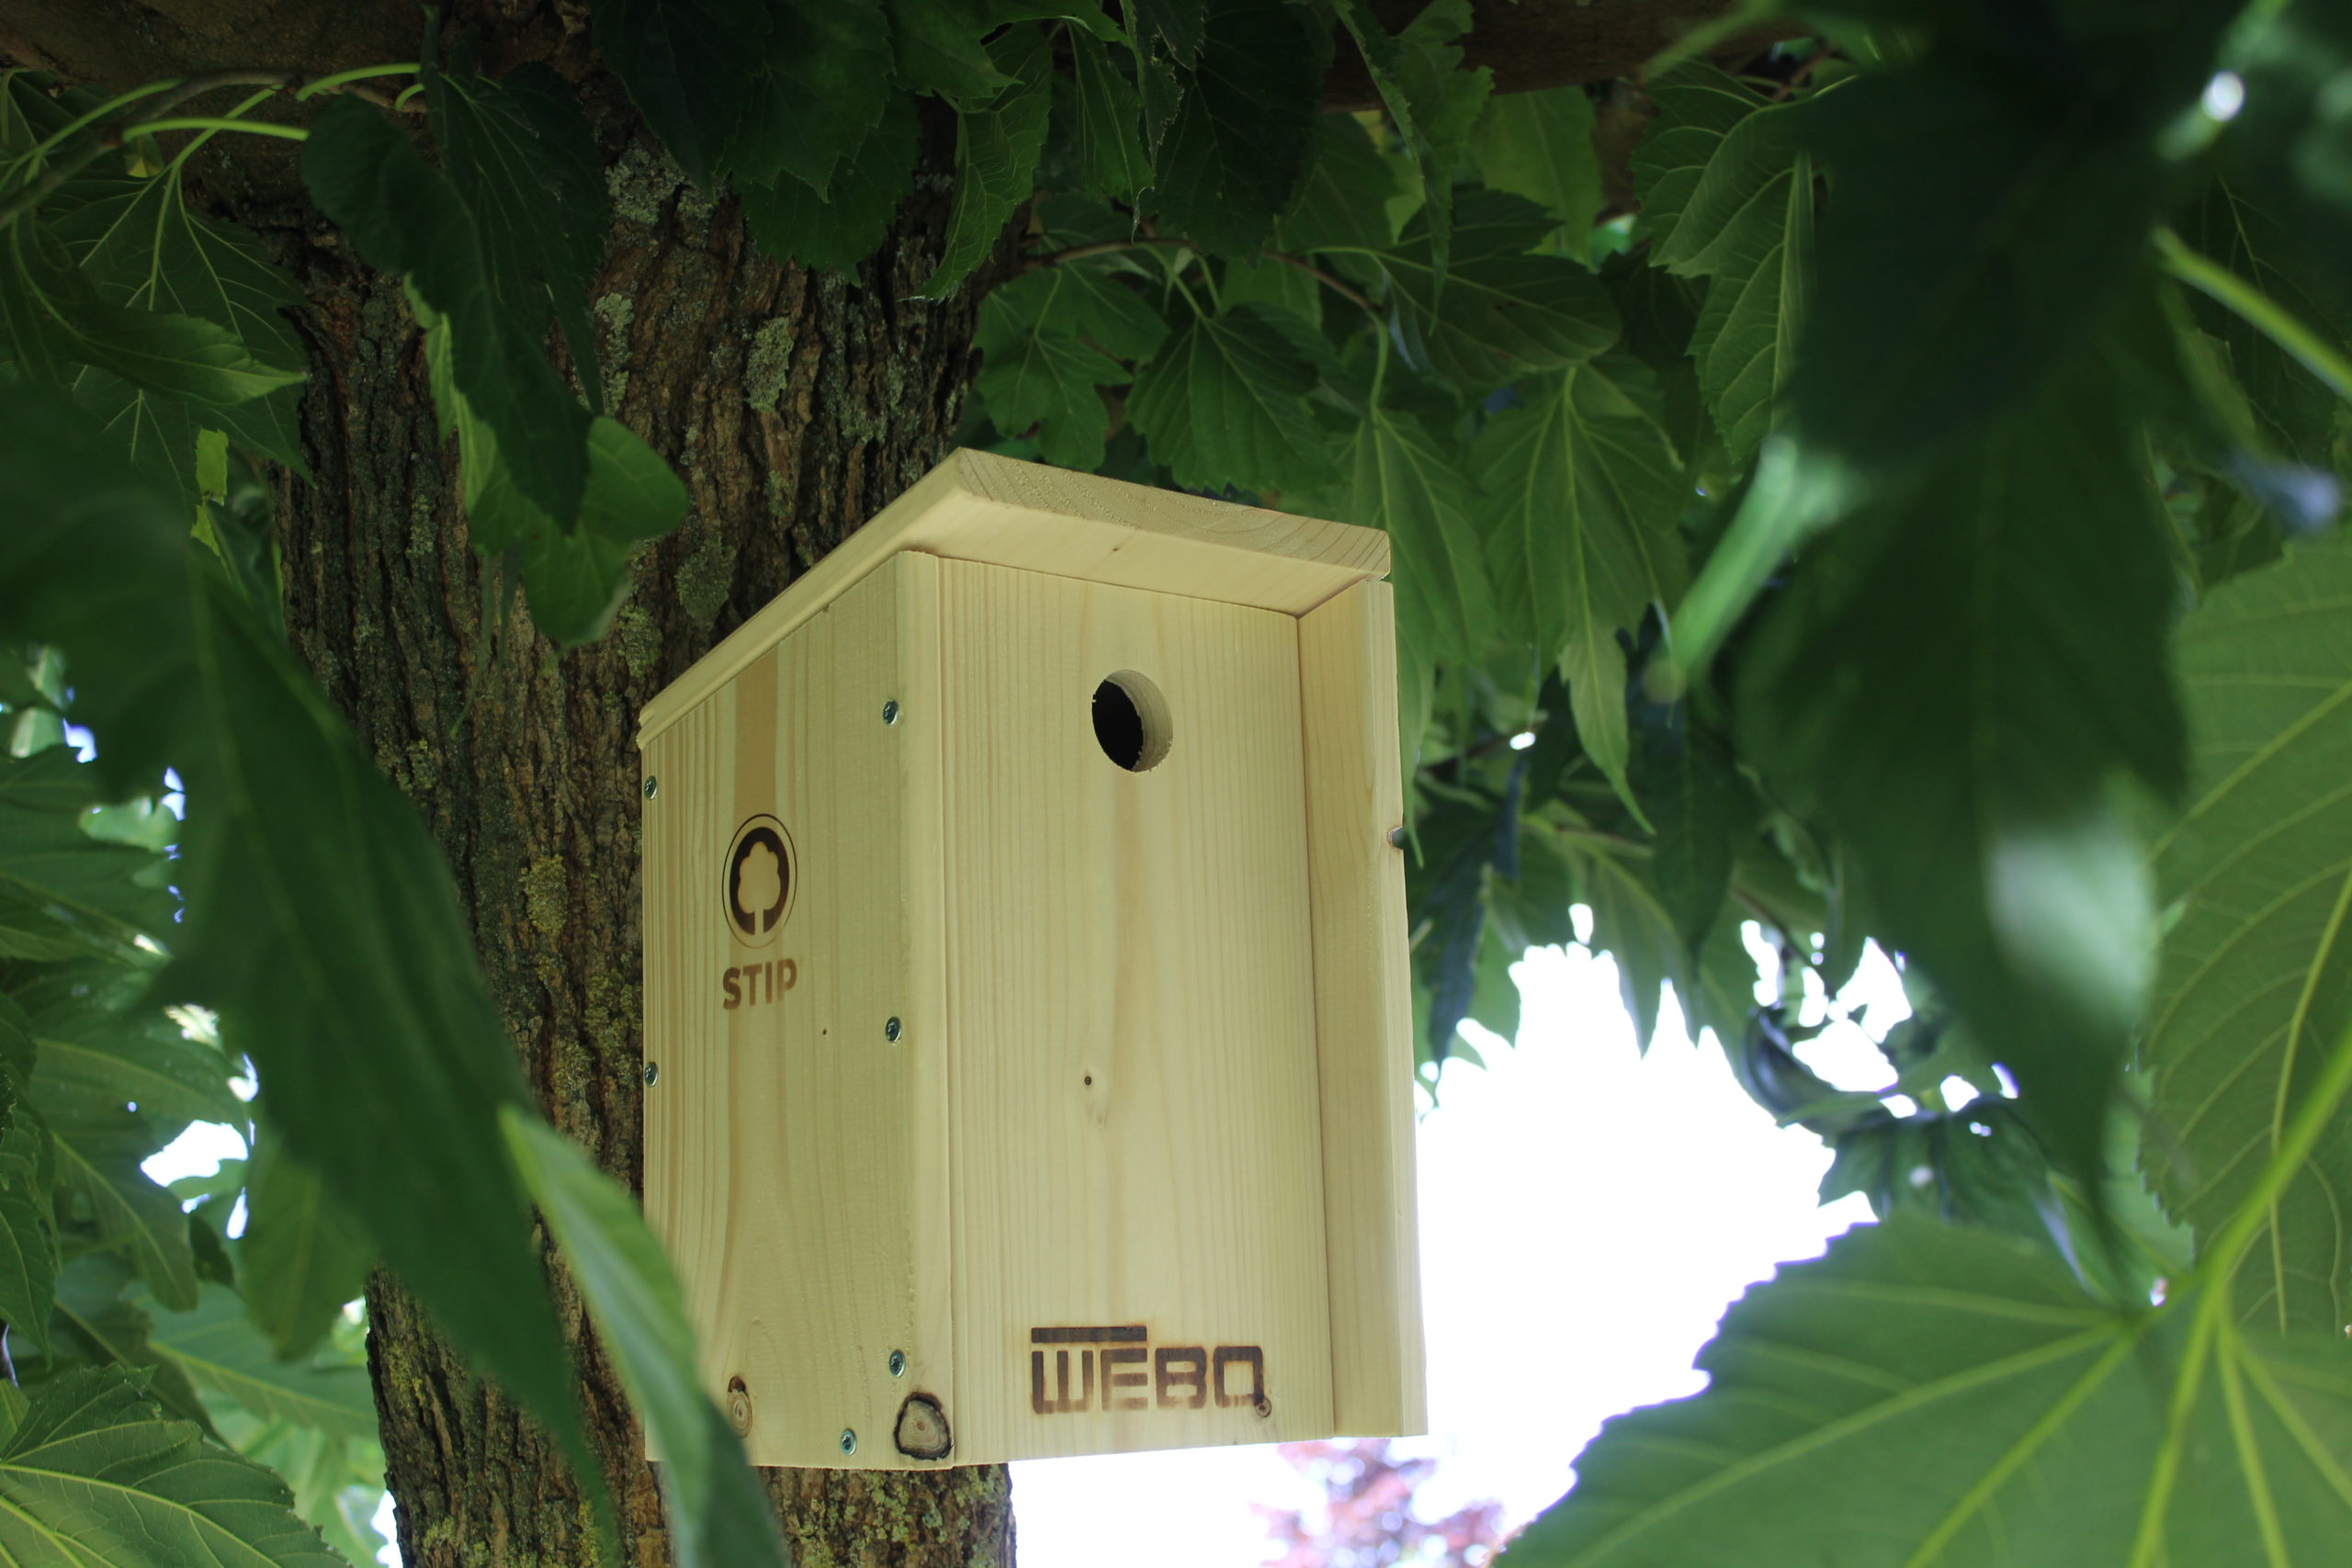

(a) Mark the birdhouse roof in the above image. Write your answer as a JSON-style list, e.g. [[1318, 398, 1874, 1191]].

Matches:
[[637, 449, 1390, 745]]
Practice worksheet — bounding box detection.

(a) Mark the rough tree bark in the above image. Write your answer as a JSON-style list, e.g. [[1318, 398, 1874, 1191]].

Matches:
[[0, 2, 1743, 1564]]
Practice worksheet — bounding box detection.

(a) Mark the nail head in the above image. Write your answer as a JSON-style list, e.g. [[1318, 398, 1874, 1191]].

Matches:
[[888, 1349, 907, 1377], [839, 1428, 858, 1455], [643, 776, 659, 799], [643, 1062, 660, 1087], [884, 1016, 903, 1043], [882, 699, 900, 725]]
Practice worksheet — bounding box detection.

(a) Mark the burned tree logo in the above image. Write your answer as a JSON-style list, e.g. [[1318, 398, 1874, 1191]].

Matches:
[[723, 816, 796, 945]]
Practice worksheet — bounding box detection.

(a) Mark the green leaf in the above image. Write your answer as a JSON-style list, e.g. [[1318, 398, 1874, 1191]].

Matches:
[[1634, 66, 1811, 461], [2147, 534, 2352, 1332], [1470, 86, 1601, 255], [210, 1411, 386, 1568], [48, 1252, 215, 1431], [1476, 357, 1685, 817], [1331, 0, 1492, 279], [924, 24, 1054, 298], [502, 1109, 786, 1568], [1791, 54, 2176, 466], [590, 0, 888, 190], [888, 0, 1013, 101], [977, 259, 1166, 468], [32, 1004, 242, 1138], [51, 1130, 200, 1312], [0, 1367, 345, 1565], [1577, 840, 1690, 1052], [740, 93, 920, 274], [1275, 114, 1405, 255], [1500, 1217, 2352, 1568], [978, 321, 1125, 468], [1736, 339, 2186, 1191], [238, 1141, 373, 1362], [586, 0, 771, 183], [1357, 189, 1620, 389], [0, 215, 303, 412], [1127, 299, 1333, 493], [1148, 0, 1329, 257], [427, 60, 610, 414], [1630, 701, 1744, 953], [2175, 176, 2352, 471], [0, 749, 173, 957], [1342, 401, 1493, 699], [729, 0, 894, 191], [0, 1064, 55, 1357], [420, 306, 690, 646], [302, 97, 593, 525], [142, 1283, 379, 1442], [1129, 0, 1204, 63], [0, 389, 593, 1516], [49, 174, 308, 493], [1068, 25, 1149, 200]]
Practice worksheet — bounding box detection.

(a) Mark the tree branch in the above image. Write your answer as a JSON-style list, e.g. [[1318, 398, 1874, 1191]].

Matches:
[[1320, 0, 1800, 109]]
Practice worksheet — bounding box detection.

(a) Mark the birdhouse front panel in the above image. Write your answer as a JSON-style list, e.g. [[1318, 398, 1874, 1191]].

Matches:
[[928, 556, 1335, 1459], [640, 451, 1425, 1471]]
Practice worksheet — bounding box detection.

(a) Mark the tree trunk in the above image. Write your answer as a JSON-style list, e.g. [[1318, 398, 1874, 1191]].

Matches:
[[0, 5, 1017, 1562], [259, 97, 1017, 1568]]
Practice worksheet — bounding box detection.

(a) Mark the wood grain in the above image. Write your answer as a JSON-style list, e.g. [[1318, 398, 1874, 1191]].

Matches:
[[643, 557, 947, 1469], [639, 449, 1389, 745], [933, 558, 1336, 1461], [1299, 582, 1427, 1438]]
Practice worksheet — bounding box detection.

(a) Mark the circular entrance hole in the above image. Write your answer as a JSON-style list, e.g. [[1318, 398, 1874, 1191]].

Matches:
[[1091, 671, 1171, 772]]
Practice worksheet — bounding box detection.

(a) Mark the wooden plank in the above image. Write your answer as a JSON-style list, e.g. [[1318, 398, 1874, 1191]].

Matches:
[[639, 450, 1388, 745], [641, 560, 943, 1468], [933, 558, 1338, 1461], [1298, 581, 1427, 1438]]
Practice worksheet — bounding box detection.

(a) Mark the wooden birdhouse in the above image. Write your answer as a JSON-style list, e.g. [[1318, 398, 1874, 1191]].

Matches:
[[637, 450, 1425, 1469]]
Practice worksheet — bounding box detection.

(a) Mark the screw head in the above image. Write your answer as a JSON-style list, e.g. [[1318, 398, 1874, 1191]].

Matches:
[[882, 699, 900, 725], [884, 1016, 903, 1043], [642, 776, 659, 799], [888, 1349, 907, 1378], [839, 1428, 858, 1455], [643, 1062, 660, 1088]]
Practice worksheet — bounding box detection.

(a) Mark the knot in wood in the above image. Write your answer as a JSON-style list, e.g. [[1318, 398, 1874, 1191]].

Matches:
[[893, 1393, 952, 1461], [725, 1376, 753, 1437]]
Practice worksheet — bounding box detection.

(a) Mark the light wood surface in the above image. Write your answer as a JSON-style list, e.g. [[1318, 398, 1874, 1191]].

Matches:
[[1299, 582, 1428, 1437], [638, 450, 1390, 746], [933, 558, 1337, 1460], [642, 557, 951, 1468], [641, 456, 1425, 1468]]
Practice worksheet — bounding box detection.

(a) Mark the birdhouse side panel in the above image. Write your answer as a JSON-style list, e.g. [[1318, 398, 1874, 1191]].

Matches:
[[641, 557, 948, 1469], [1299, 580, 1427, 1438], [930, 558, 1339, 1461]]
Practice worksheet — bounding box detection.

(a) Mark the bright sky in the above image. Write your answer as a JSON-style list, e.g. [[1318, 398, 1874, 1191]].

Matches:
[[150, 925, 1901, 1567]]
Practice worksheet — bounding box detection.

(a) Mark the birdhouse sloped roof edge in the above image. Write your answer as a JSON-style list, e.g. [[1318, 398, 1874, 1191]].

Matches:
[[636, 449, 1389, 747]]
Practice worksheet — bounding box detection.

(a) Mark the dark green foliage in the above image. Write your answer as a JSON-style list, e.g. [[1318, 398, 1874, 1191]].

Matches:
[[427, 59, 611, 412], [1738, 340, 2186, 1190], [0, 390, 776, 1568], [9, 6, 2352, 1565], [0, 1368, 344, 1565], [1128, 300, 1333, 492], [740, 94, 922, 273], [1148, 0, 1329, 258], [304, 96, 594, 527]]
